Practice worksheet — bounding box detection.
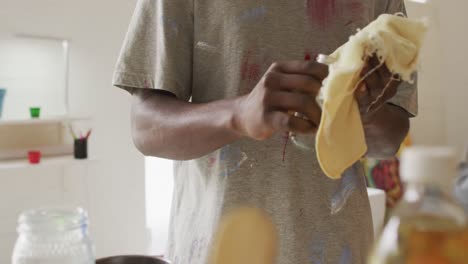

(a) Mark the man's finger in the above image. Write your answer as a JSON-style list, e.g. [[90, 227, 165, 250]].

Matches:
[[354, 83, 369, 102], [267, 91, 322, 126], [271, 61, 329, 80], [366, 55, 400, 99], [267, 111, 316, 134], [277, 73, 322, 95], [361, 65, 382, 99]]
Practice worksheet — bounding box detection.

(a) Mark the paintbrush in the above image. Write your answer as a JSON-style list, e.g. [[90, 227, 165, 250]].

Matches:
[[69, 125, 78, 140], [85, 129, 92, 139]]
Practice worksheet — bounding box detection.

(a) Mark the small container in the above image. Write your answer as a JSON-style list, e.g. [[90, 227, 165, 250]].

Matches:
[[12, 207, 95, 264], [0, 88, 6, 118], [29, 107, 41, 118], [289, 112, 315, 150], [74, 139, 88, 159], [455, 147, 468, 213], [368, 146, 468, 264], [28, 151, 41, 164]]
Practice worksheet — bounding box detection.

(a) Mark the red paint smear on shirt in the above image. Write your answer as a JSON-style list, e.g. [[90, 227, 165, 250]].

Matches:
[[241, 51, 262, 82], [348, 0, 365, 14], [240, 53, 250, 81], [306, 0, 338, 27], [304, 52, 319, 61], [208, 156, 216, 166], [248, 64, 261, 81], [282, 132, 289, 162]]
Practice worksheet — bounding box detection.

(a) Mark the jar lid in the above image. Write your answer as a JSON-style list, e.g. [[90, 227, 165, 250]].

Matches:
[[17, 207, 88, 233]]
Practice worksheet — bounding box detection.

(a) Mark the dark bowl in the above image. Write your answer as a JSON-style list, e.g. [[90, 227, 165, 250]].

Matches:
[[96, 255, 170, 264]]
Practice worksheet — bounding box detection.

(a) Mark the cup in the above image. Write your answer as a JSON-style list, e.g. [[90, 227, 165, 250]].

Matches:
[[28, 151, 41, 164], [30, 107, 41, 119], [0, 88, 6, 118], [74, 139, 88, 159]]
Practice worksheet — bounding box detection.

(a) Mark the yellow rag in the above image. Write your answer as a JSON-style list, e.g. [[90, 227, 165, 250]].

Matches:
[[316, 14, 427, 179]]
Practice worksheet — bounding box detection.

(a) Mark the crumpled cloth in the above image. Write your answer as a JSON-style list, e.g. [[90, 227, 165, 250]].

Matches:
[[316, 14, 427, 179]]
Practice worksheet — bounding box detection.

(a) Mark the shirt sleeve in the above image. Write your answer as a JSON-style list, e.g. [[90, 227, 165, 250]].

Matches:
[[376, 0, 419, 117], [388, 75, 418, 117], [112, 0, 193, 101]]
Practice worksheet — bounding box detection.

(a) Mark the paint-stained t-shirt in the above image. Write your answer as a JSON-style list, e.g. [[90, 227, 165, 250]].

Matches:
[[113, 0, 417, 263]]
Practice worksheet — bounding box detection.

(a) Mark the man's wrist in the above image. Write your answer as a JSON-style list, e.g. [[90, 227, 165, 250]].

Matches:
[[225, 96, 246, 138]]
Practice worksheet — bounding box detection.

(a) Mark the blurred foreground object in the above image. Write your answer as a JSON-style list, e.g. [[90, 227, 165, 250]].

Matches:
[[12, 207, 95, 264], [210, 207, 278, 264], [369, 146, 468, 264]]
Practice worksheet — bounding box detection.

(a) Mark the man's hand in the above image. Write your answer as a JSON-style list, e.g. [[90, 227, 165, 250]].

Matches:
[[354, 55, 411, 158], [233, 61, 328, 140], [355, 56, 401, 121], [130, 60, 328, 160]]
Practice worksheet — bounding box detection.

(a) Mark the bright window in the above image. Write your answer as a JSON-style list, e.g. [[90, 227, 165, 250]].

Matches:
[[145, 157, 174, 255]]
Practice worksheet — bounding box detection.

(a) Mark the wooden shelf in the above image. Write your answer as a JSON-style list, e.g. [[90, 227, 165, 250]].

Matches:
[[0, 116, 90, 126], [0, 155, 96, 170]]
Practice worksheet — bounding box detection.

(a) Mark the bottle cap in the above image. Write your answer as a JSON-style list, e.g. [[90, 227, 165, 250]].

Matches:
[[401, 146, 458, 186]]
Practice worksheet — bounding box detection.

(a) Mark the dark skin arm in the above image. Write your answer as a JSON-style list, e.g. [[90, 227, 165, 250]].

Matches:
[[131, 61, 328, 160], [132, 56, 409, 161], [131, 90, 241, 159], [355, 56, 410, 159]]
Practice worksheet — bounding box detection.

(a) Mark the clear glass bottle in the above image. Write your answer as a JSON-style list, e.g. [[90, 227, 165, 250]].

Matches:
[[369, 147, 468, 264], [12, 207, 95, 264]]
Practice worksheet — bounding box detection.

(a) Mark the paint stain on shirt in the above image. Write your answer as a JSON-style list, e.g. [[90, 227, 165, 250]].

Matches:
[[219, 145, 248, 177], [347, 0, 365, 15], [310, 233, 327, 264], [339, 245, 352, 264], [162, 16, 179, 37], [205, 145, 247, 178], [236, 6, 267, 24], [196, 41, 219, 53], [330, 168, 360, 215], [189, 239, 199, 260], [241, 51, 262, 82], [306, 0, 338, 27]]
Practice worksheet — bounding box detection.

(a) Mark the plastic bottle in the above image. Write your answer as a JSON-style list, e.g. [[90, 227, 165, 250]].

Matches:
[[368, 146, 468, 264]]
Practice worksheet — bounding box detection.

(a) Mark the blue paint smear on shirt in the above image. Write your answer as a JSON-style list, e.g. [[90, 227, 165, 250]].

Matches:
[[339, 245, 352, 264], [236, 6, 267, 24], [309, 233, 327, 264], [330, 166, 361, 215]]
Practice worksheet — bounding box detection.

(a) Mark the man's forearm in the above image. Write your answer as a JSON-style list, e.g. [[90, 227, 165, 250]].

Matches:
[[362, 103, 410, 159], [131, 89, 242, 160]]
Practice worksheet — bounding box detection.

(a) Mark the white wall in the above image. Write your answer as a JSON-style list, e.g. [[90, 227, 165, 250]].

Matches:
[[0, 37, 66, 119], [406, 1, 446, 146], [406, 0, 468, 157], [437, 0, 468, 157], [0, 0, 148, 262]]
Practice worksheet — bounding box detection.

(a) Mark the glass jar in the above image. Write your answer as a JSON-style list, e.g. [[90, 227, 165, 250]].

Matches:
[[368, 147, 468, 264], [12, 207, 95, 264], [289, 112, 315, 150]]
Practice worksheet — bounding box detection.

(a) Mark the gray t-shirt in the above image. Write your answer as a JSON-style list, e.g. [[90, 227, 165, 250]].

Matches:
[[113, 0, 417, 263]]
